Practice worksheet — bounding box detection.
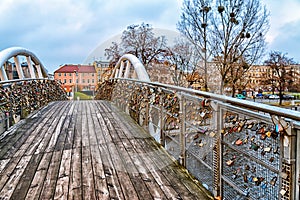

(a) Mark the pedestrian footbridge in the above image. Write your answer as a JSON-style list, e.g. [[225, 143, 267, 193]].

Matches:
[[1, 47, 300, 200]]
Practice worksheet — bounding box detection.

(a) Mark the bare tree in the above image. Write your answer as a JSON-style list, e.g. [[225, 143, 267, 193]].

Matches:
[[178, 0, 269, 94], [165, 38, 201, 87], [264, 51, 296, 105], [104, 42, 123, 67], [121, 23, 167, 67], [105, 23, 167, 68], [225, 58, 250, 97], [177, 0, 212, 91], [212, 0, 269, 94]]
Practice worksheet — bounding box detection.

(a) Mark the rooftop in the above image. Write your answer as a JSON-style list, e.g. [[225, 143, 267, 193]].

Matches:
[[54, 64, 95, 73]]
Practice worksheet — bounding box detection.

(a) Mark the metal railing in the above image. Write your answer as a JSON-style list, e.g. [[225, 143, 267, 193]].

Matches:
[[97, 78, 300, 200], [0, 79, 67, 133]]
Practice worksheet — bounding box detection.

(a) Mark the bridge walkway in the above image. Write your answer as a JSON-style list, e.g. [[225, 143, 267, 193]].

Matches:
[[0, 101, 212, 200]]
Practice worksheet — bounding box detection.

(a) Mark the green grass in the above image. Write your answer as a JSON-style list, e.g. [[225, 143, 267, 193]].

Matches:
[[74, 92, 93, 100]]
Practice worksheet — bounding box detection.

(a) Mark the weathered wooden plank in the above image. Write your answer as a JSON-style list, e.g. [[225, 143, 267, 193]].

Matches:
[[13, 101, 64, 157], [0, 158, 10, 174], [97, 144, 125, 200], [0, 121, 38, 159], [0, 155, 31, 199], [82, 146, 96, 200], [105, 108, 170, 200], [54, 149, 72, 200], [73, 102, 83, 149], [88, 102, 110, 199], [81, 102, 90, 147], [10, 153, 43, 199], [39, 150, 63, 199], [32, 119, 57, 155], [109, 142, 141, 200], [90, 145, 109, 199], [25, 152, 53, 199], [0, 157, 23, 192], [94, 103, 124, 199], [132, 139, 180, 200], [109, 107, 208, 199], [95, 102, 152, 200], [0, 102, 60, 159], [45, 102, 72, 152], [54, 102, 74, 151], [95, 107, 112, 144], [87, 102, 99, 146], [69, 147, 82, 200]]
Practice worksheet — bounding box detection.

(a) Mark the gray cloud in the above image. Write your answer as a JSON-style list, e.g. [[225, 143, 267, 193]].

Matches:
[[0, 0, 183, 73], [1, 0, 300, 73]]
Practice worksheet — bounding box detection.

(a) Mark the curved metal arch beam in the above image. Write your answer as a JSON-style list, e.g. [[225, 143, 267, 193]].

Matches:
[[113, 54, 150, 81], [0, 47, 48, 81]]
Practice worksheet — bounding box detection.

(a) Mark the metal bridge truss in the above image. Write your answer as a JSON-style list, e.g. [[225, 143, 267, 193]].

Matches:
[[111, 54, 150, 81], [0, 47, 67, 132], [0, 47, 48, 81]]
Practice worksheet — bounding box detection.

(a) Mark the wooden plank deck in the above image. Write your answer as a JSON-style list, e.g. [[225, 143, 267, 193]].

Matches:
[[0, 101, 213, 200]]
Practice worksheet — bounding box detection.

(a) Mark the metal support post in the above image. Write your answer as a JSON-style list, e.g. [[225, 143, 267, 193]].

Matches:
[[179, 92, 186, 167], [159, 92, 165, 147]]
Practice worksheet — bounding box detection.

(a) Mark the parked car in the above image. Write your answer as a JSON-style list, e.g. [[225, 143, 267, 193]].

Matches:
[[283, 94, 295, 100], [263, 94, 271, 99], [256, 93, 263, 98], [236, 94, 246, 99], [268, 94, 280, 99]]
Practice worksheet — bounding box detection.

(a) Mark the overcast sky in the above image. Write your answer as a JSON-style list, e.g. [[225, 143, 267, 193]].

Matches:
[[1, 0, 300, 73]]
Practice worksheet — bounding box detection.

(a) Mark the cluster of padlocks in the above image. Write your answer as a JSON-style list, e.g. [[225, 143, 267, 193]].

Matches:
[[0, 79, 67, 128], [95, 80, 115, 100], [220, 111, 292, 199], [96, 79, 296, 199]]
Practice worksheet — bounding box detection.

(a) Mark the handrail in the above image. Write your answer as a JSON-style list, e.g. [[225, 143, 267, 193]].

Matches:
[[115, 78, 300, 121], [0, 78, 49, 85]]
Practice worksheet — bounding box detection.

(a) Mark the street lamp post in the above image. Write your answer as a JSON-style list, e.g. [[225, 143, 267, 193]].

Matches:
[[73, 70, 78, 99]]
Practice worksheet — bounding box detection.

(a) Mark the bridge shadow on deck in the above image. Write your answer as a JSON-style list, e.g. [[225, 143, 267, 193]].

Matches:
[[0, 101, 212, 200]]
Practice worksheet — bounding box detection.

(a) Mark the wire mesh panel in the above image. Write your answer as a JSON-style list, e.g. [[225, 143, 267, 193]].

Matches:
[[187, 152, 214, 192], [220, 106, 281, 199]]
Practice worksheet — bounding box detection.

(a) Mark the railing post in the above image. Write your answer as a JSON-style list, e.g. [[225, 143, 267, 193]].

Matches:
[[144, 85, 150, 131], [159, 91, 165, 147], [280, 121, 297, 200], [179, 92, 186, 167], [213, 103, 222, 199], [295, 128, 300, 200]]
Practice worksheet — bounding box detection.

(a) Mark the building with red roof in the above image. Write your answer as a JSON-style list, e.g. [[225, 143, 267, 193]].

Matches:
[[54, 64, 97, 95]]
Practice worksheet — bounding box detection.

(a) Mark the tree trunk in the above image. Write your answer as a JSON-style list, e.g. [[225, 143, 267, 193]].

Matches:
[[232, 84, 236, 97], [220, 79, 224, 95], [279, 83, 283, 106]]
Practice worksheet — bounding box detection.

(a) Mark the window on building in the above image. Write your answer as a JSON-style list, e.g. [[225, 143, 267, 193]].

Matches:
[[92, 79, 94, 83], [87, 79, 90, 83], [69, 73, 72, 76], [64, 79, 66, 83], [69, 79, 72, 83], [64, 73, 66, 76], [82, 79, 85, 83], [58, 73, 61, 76]]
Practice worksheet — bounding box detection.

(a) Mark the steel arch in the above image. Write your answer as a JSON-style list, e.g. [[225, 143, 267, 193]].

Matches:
[[112, 54, 150, 81], [0, 47, 48, 81]]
